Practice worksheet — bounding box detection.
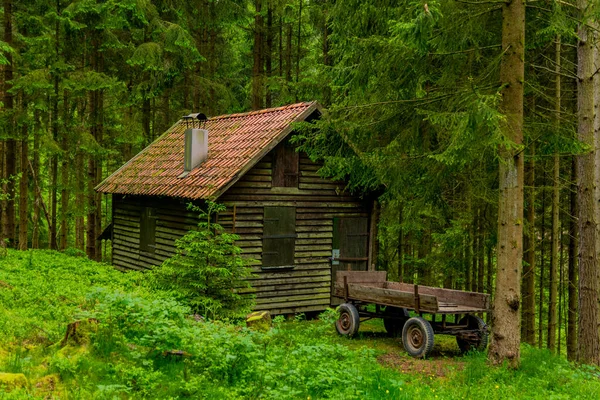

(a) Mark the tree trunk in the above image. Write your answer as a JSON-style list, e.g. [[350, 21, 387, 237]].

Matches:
[[558, 228, 565, 355], [576, 0, 599, 365], [252, 0, 264, 110], [548, 156, 560, 351], [489, 0, 525, 368], [465, 199, 472, 292], [161, 90, 170, 136], [18, 115, 28, 250], [32, 109, 41, 249], [487, 242, 493, 323], [397, 205, 404, 282], [405, 235, 413, 284], [265, 1, 272, 108], [567, 156, 578, 360], [75, 149, 85, 251], [369, 200, 380, 271], [487, 243, 493, 294], [548, 36, 561, 352], [418, 227, 432, 285], [3, 0, 16, 247], [322, 0, 331, 106], [50, 81, 59, 250], [522, 142, 536, 345], [471, 211, 478, 292], [539, 167, 547, 348], [49, 1, 60, 250], [60, 91, 69, 250], [86, 112, 97, 258], [279, 16, 283, 77], [183, 74, 189, 111], [594, 18, 600, 368], [95, 89, 103, 261], [478, 208, 485, 293], [295, 0, 302, 98], [142, 97, 151, 144], [151, 97, 156, 142], [86, 38, 101, 261], [123, 93, 133, 162], [0, 140, 4, 245], [286, 22, 293, 82]]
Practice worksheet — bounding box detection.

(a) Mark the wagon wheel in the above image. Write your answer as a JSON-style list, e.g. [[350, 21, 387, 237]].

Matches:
[[456, 315, 489, 353], [335, 303, 360, 337], [383, 306, 410, 337], [401, 317, 435, 358]]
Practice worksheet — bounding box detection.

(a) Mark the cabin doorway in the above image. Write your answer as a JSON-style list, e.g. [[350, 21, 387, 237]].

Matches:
[[331, 217, 369, 305]]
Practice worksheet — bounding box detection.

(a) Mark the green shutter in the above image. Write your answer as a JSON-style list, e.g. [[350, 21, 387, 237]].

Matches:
[[262, 206, 296, 267]]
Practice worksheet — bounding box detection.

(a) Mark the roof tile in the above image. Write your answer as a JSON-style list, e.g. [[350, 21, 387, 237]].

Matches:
[[96, 101, 318, 199]]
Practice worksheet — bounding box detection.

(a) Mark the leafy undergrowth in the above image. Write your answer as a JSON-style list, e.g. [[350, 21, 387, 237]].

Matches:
[[0, 250, 599, 399]]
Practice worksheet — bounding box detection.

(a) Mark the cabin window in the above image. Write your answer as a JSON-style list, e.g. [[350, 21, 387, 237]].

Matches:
[[140, 206, 157, 253], [272, 140, 299, 187], [262, 206, 296, 268]]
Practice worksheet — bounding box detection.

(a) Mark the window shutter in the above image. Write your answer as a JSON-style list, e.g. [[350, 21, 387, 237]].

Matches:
[[140, 207, 157, 253], [332, 217, 368, 270], [272, 141, 299, 187], [262, 207, 296, 267]]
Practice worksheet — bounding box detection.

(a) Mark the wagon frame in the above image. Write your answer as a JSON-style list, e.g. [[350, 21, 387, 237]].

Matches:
[[333, 271, 492, 358]]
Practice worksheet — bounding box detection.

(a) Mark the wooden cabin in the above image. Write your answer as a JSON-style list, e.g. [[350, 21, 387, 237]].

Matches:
[[96, 102, 379, 315]]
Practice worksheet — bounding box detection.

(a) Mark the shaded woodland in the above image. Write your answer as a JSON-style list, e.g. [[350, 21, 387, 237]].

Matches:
[[2, 0, 600, 367]]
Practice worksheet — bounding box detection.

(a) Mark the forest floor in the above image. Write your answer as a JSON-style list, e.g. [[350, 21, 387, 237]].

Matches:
[[1, 250, 600, 399]]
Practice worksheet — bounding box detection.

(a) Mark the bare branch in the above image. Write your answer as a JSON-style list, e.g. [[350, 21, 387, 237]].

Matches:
[[531, 64, 578, 80], [429, 44, 502, 56]]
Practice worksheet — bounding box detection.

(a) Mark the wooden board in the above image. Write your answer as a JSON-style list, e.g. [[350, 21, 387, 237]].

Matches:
[[333, 282, 439, 312], [385, 282, 491, 311], [335, 271, 387, 284]]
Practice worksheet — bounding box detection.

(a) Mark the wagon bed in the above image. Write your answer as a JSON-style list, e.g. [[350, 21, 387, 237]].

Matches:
[[333, 271, 491, 314], [332, 271, 491, 358]]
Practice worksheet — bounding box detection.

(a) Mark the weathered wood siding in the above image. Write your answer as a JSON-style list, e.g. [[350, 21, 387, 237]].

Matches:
[[112, 195, 199, 272], [218, 151, 370, 315], [111, 148, 370, 315]]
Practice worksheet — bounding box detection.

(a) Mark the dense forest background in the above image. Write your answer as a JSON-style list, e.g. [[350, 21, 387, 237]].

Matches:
[[1, 0, 600, 365]]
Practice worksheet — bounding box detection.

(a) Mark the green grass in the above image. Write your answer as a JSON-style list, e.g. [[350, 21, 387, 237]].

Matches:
[[1, 249, 599, 399]]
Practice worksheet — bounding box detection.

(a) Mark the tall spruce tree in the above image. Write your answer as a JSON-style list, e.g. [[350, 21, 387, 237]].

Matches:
[[576, 0, 599, 366], [488, 0, 525, 368]]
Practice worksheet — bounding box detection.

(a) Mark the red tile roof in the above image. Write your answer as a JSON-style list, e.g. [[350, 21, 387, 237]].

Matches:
[[96, 101, 320, 200]]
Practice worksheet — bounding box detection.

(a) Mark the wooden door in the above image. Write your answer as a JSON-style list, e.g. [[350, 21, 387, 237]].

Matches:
[[331, 217, 369, 304]]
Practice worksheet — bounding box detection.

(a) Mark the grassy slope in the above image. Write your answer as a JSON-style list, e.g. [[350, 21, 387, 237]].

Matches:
[[0, 250, 598, 399]]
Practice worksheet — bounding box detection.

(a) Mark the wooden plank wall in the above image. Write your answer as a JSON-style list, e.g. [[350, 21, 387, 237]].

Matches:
[[112, 195, 199, 272], [111, 150, 370, 315], [218, 152, 370, 315]]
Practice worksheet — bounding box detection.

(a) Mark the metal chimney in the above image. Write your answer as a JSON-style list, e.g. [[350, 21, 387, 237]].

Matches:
[[179, 113, 208, 178]]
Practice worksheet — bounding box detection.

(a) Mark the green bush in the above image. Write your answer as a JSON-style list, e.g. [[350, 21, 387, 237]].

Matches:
[[80, 288, 193, 357], [149, 201, 254, 319]]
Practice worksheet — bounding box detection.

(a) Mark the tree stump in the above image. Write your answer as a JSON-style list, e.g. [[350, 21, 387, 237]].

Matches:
[[59, 319, 98, 347]]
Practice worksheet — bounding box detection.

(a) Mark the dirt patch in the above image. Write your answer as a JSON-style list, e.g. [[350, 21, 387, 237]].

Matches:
[[377, 352, 464, 378]]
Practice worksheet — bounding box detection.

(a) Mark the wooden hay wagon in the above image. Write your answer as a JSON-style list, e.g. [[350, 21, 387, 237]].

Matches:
[[333, 271, 491, 358]]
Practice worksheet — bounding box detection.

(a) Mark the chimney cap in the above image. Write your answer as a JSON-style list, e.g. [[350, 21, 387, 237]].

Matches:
[[182, 113, 207, 121], [182, 113, 208, 129]]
